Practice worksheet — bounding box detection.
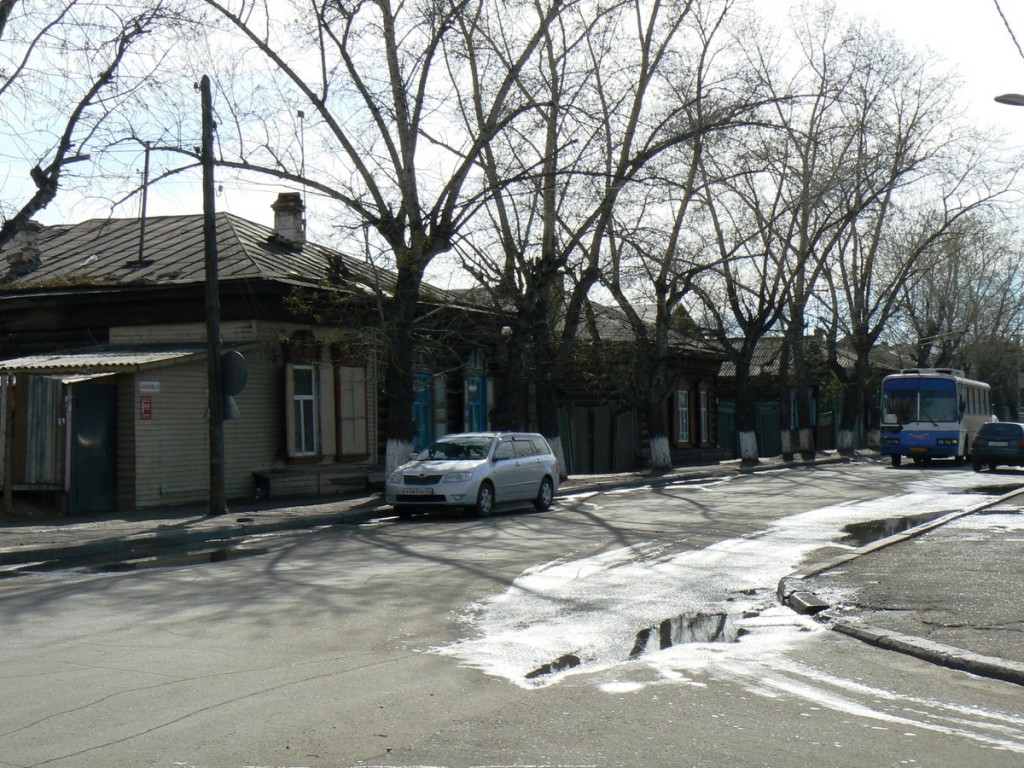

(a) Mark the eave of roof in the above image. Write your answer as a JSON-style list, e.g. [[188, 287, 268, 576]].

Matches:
[[0, 346, 210, 375]]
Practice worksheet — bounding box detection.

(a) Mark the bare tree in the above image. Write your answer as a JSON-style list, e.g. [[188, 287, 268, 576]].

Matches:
[[691, 138, 797, 463], [0, 0, 174, 250], [460, 0, 750, 470], [181, 0, 566, 472], [752, 4, 870, 459], [822, 175, 1009, 452], [594, 1, 761, 468], [685, 4, 873, 464], [893, 213, 1024, 417], [811, 21, 1015, 452]]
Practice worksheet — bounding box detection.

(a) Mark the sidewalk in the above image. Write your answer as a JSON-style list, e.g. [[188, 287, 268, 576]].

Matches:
[[778, 484, 1024, 687], [2, 452, 1022, 688], [0, 456, 759, 569]]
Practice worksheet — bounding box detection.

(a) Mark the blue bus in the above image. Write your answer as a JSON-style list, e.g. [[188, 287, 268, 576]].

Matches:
[[879, 368, 992, 467]]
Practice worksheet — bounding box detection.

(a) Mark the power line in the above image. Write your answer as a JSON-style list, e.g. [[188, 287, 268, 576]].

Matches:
[[993, 0, 1024, 61]]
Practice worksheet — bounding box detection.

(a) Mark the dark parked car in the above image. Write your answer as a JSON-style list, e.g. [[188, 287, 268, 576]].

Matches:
[[971, 422, 1024, 471]]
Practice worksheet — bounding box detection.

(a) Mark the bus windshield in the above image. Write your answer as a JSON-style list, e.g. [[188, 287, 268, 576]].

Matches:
[[882, 378, 959, 425]]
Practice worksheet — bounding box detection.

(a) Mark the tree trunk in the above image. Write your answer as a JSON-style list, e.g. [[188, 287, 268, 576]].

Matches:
[[535, 370, 567, 479], [491, 328, 527, 430], [837, 427, 856, 453], [738, 431, 758, 463], [383, 268, 422, 475], [780, 429, 794, 460], [649, 434, 672, 469], [645, 391, 672, 470], [836, 353, 870, 456], [778, 336, 795, 461], [735, 367, 759, 464]]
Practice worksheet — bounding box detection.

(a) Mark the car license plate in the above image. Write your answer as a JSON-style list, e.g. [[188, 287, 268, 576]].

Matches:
[[403, 487, 433, 496], [989, 441, 1009, 447]]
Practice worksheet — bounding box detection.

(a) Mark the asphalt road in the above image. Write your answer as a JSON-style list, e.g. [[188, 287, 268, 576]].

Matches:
[[1, 462, 1021, 767]]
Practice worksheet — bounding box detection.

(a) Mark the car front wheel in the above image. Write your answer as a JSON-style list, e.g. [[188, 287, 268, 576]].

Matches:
[[472, 481, 495, 518], [533, 477, 554, 511], [972, 458, 982, 472]]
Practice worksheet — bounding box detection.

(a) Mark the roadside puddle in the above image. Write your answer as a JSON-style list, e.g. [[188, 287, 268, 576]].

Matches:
[[839, 511, 953, 547], [525, 610, 755, 681]]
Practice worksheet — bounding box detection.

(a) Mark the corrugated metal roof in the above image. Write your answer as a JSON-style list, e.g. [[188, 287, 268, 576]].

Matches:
[[0, 347, 206, 374], [0, 212, 492, 311], [718, 336, 901, 377], [1, 213, 383, 289], [576, 302, 718, 354]]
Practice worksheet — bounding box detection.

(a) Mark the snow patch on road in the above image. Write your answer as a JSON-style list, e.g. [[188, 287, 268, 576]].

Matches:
[[436, 471, 1002, 690]]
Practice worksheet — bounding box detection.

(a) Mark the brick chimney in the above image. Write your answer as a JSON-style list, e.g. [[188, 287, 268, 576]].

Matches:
[[5, 220, 43, 276], [271, 192, 305, 246]]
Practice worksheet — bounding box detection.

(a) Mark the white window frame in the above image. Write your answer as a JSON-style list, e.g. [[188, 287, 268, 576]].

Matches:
[[700, 390, 709, 445], [677, 389, 690, 444], [291, 364, 319, 457]]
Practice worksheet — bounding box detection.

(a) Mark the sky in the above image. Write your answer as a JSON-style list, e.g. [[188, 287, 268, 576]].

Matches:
[[823, 0, 1024, 134], [16, 0, 1024, 235]]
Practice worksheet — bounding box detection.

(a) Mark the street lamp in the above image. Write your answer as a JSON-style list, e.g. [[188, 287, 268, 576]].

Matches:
[[995, 93, 1024, 107]]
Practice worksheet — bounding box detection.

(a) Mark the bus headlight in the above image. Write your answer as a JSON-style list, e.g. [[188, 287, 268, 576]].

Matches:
[[936, 438, 959, 446]]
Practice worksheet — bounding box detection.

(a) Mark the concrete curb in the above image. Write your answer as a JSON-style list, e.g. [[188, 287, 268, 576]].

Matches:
[[777, 483, 1024, 687], [831, 621, 1024, 687]]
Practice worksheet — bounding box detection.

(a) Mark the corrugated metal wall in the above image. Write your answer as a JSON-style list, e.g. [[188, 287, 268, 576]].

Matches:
[[25, 376, 63, 486]]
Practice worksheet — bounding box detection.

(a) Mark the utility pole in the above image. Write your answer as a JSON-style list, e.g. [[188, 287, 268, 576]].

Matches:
[[200, 75, 227, 516]]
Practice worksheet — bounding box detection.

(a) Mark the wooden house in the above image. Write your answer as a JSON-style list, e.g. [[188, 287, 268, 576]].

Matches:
[[0, 194, 490, 514], [558, 302, 725, 473]]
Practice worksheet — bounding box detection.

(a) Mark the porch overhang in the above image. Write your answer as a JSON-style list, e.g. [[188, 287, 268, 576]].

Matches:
[[0, 345, 221, 376]]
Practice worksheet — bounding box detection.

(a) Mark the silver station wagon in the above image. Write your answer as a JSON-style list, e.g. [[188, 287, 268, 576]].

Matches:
[[384, 431, 560, 517]]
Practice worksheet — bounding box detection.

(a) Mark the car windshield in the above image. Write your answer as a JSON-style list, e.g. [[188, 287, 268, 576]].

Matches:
[[417, 436, 493, 461]]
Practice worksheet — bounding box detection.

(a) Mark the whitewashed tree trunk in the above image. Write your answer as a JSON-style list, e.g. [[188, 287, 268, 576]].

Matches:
[[866, 428, 880, 450], [649, 434, 671, 469], [385, 437, 415, 476], [837, 429, 855, 453], [547, 434, 569, 480], [799, 428, 814, 455], [739, 430, 759, 463], [780, 430, 793, 458]]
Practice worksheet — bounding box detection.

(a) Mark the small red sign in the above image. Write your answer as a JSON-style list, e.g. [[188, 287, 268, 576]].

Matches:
[[140, 395, 152, 420]]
